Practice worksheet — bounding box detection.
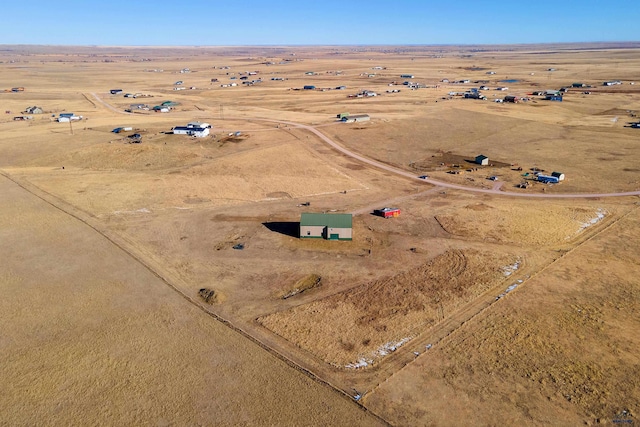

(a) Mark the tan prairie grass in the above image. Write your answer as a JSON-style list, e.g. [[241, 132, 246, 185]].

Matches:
[[1, 44, 640, 426]]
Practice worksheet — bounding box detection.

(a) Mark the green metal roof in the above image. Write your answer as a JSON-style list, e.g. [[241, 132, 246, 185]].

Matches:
[[300, 213, 352, 228]]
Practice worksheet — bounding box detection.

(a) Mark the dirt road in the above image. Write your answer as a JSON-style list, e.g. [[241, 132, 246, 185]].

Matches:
[[243, 117, 640, 199]]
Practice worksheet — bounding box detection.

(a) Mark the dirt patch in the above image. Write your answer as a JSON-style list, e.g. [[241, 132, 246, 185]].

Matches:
[[198, 287, 218, 304], [281, 274, 322, 299], [259, 249, 517, 368]]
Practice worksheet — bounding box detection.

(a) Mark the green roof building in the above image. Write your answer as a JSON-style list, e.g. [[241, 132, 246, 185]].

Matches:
[[300, 213, 352, 241]]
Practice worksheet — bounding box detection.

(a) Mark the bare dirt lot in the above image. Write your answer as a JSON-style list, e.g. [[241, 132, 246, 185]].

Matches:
[[1, 43, 639, 425]]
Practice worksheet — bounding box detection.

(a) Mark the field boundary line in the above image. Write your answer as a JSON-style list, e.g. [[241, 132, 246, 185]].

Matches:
[[0, 169, 391, 427]]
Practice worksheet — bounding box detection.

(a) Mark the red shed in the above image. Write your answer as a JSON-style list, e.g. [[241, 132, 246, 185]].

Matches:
[[374, 207, 401, 218]]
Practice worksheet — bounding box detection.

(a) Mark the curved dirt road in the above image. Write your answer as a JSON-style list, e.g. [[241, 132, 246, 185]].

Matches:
[[85, 94, 640, 199], [261, 118, 640, 199]]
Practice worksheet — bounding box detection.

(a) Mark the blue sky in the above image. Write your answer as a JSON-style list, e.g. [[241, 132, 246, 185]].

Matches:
[[2, 1, 638, 45]]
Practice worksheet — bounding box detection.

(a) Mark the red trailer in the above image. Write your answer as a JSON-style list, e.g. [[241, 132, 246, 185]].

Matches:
[[374, 207, 400, 218]]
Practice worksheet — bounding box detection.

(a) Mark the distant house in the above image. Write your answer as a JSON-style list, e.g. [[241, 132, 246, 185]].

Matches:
[[496, 87, 509, 91], [545, 95, 563, 101], [24, 106, 43, 114], [299, 213, 352, 240], [475, 155, 489, 166], [303, 85, 316, 90], [152, 106, 170, 113], [572, 83, 586, 88], [187, 121, 211, 129], [173, 124, 210, 137], [13, 115, 33, 121], [58, 114, 82, 122], [341, 114, 370, 123], [603, 80, 621, 86], [504, 95, 519, 103], [110, 89, 123, 95], [400, 74, 414, 78]]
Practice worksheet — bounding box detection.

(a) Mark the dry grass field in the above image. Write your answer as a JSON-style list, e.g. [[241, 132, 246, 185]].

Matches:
[[1, 43, 639, 425]]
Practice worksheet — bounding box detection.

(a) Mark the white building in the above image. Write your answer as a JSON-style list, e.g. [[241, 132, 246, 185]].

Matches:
[[173, 124, 210, 137]]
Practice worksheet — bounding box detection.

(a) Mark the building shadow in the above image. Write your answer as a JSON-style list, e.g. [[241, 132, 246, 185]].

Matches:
[[262, 221, 299, 238]]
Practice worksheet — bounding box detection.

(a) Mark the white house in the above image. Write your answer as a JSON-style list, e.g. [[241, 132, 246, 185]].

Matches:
[[173, 124, 210, 137], [187, 121, 211, 129]]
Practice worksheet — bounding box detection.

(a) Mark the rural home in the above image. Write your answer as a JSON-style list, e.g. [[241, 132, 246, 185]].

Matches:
[[475, 154, 489, 165], [341, 114, 370, 123], [152, 106, 170, 113], [173, 122, 210, 137], [24, 106, 43, 114], [58, 114, 82, 122], [187, 121, 211, 129], [300, 213, 352, 241]]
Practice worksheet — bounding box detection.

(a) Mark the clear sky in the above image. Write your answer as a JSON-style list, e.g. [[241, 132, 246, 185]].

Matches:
[[2, 0, 638, 46]]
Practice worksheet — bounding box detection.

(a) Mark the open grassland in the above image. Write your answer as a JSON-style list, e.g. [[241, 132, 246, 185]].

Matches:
[[1, 43, 639, 425]]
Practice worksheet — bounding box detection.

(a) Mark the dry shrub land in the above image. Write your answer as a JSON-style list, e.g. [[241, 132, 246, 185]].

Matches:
[[1, 44, 639, 426]]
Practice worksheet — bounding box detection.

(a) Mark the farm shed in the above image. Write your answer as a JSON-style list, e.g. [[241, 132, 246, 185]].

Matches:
[[504, 95, 519, 103], [341, 114, 370, 123], [475, 155, 489, 166], [551, 171, 565, 181], [538, 175, 559, 183], [374, 207, 400, 218], [300, 213, 352, 241]]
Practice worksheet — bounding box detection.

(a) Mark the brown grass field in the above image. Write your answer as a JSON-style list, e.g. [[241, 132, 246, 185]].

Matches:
[[1, 43, 639, 425]]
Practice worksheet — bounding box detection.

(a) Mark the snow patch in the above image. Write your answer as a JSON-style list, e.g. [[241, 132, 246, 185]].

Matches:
[[502, 260, 520, 277], [580, 208, 606, 231], [113, 208, 151, 215], [345, 337, 413, 369]]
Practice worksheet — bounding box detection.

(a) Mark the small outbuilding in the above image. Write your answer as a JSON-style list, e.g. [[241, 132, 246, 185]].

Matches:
[[551, 171, 565, 181], [300, 213, 352, 241], [475, 154, 489, 166], [504, 95, 519, 103], [374, 207, 400, 218]]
